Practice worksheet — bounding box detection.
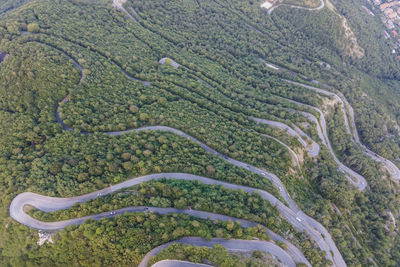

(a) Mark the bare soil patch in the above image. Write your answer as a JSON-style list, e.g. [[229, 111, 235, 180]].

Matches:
[[326, 0, 364, 59]]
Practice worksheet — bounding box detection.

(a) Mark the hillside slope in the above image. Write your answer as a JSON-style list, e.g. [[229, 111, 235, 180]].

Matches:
[[1, 0, 400, 266]]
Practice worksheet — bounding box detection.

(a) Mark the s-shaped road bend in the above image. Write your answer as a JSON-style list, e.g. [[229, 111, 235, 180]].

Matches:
[[11, 173, 340, 266], [336, 91, 400, 180], [150, 260, 212, 267], [268, 0, 325, 15], [275, 94, 367, 190], [140, 237, 297, 267], [285, 79, 400, 183]]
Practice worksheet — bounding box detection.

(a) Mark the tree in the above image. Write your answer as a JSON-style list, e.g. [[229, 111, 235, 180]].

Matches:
[[27, 23, 39, 33], [206, 165, 215, 175], [129, 105, 139, 113], [164, 58, 173, 66], [122, 161, 133, 171]]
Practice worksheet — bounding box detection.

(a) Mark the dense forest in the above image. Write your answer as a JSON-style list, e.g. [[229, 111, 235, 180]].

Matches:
[[0, 0, 32, 17], [0, 0, 400, 266], [22, 212, 270, 266]]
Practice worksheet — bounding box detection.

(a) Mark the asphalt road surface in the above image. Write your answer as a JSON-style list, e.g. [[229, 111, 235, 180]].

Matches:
[[150, 260, 212, 267], [250, 117, 320, 157], [268, 0, 325, 15], [11, 179, 309, 265], [11, 171, 344, 266], [141, 238, 296, 267], [15, 14, 352, 266]]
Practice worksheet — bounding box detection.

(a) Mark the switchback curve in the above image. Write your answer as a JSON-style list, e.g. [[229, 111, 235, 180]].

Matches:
[[150, 260, 211, 267], [10, 174, 312, 265], [263, 59, 400, 180], [141, 238, 296, 267], [285, 79, 400, 182], [268, 0, 325, 15], [14, 20, 347, 267]]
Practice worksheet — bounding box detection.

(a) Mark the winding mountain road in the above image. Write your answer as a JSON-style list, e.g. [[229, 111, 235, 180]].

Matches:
[[10, 174, 312, 266], [262, 59, 400, 188], [262, 133, 300, 167], [277, 95, 367, 190], [262, 58, 400, 180], [284, 79, 400, 181], [8, 2, 396, 267], [11, 176, 312, 265], [250, 116, 320, 157], [107, 125, 346, 267], [112, 0, 137, 22], [11, 169, 344, 265], [284, 80, 352, 135], [12, 13, 353, 267], [34, 39, 325, 256], [336, 91, 400, 179], [150, 260, 211, 267], [159, 57, 180, 68], [261, 61, 368, 189], [267, 0, 325, 15], [141, 238, 296, 267]]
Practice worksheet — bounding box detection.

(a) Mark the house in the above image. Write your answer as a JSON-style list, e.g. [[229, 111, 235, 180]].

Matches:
[[386, 19, 395, 29], [381, 1, 400, 10], [389, 12, 398, 19], [384, 8, 395, 15], [260, 1, 273, 9]]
